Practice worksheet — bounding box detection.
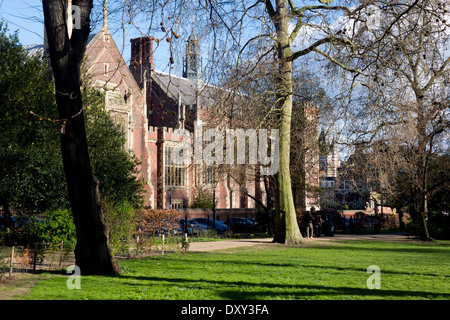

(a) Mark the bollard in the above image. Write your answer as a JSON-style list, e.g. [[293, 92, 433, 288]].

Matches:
[[59, 241, 64, 267], [9, 246, 14, 277], [33, 243, 38, 273], [183, 232, 189, 253]]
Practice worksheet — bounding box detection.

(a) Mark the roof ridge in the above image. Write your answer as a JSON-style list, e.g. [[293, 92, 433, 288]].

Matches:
[[153, 70, 221, 91], [153, 70, 186, 80]]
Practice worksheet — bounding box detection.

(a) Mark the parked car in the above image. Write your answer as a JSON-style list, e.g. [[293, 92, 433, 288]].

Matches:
[[178, 219, 208, 235], [0, 216, 44, 234], [225, 218, 254, 233], [159, 220, 179, 236], [247, 218, 262, 232], [193, 218, 229, 234]]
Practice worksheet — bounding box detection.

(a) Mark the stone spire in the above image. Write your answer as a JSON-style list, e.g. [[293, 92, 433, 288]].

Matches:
[[183, 30, 202, 82], [103, 0, 108, 28]]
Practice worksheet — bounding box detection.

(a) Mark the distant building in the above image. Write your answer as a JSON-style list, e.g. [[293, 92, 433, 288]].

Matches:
[[293, 103, 320, 212], [318, 130, 340, 208]]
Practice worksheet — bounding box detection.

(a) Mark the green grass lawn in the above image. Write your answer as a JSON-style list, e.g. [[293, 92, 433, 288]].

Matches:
[[20, 240, 450, 300]]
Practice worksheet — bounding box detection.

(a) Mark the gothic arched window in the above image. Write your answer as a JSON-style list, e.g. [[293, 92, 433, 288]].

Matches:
[[190, 55, 196, 71]]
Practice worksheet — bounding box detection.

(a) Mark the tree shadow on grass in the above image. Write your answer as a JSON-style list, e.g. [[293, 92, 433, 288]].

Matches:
[[149, 255, 448, 278], [315, 242, 450, 255], [117, 274, 450, 300], [117, 244, 449, 299]]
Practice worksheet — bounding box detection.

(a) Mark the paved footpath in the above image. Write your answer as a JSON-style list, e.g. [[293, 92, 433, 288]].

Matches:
[[188, 238, 274, 252], [312, 233, 412, 242], [188, 233, 412, 252]]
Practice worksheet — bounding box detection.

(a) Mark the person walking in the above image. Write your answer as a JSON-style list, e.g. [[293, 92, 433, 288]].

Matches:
[[305, 208, 315, 239]]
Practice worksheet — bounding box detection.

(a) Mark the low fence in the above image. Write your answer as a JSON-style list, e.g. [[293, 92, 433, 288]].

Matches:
[[0, 243, 75, 279], [339, 211, 409, 230], [175, 208, 257, 222]]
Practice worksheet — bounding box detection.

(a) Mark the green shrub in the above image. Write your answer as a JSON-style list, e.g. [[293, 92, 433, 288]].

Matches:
[[39, 209, 76, 250], [0, 214, 58, 247], [103, 201, 137, 257], [406, 222, 450, 240], [190, 188, 215, 209], [198, 228, 218, 238]]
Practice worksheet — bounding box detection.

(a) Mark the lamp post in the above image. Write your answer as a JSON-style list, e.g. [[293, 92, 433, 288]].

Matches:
[[212, 174, 218, 231], [168, 187, 172, 209]]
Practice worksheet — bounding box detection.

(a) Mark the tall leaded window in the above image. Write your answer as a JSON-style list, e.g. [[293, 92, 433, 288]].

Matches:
[[111, 112, 128, 151], [165, 145, 186, 187], [202, 165, 216, 185]]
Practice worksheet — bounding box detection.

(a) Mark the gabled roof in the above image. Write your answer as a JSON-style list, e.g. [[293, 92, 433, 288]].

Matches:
[[84, 25, 143, 101], [151, 71, 222, 107], [85, 26, 106, 51], [25, 33, 96, 58], [24, 44, 44, 57]]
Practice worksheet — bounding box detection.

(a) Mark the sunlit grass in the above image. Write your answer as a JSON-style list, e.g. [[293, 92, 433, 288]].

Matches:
[[22, 240, 450, 300]]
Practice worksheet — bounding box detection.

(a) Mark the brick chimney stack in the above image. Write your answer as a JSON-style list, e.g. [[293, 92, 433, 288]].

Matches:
[[130, 37, 154, 89]]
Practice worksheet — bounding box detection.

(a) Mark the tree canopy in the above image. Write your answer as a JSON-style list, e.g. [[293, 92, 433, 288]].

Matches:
[[0, 21, 143, 218]]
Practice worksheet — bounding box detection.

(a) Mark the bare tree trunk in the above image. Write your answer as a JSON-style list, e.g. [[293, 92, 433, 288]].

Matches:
[[416, 97, 431, 240], [1, 198, 13, 229], [43, 0, 120, 275], [419, 168, 431, 240], [277, 82, 303, 244], [420, 157, 430, 240], [273, 173, 285, 243], [272, 0, 303, 245]]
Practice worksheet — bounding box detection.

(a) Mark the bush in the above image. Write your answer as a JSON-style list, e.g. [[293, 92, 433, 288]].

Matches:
[[190, 188, 215, 209], [135, 208, 179, 237], [103, 201, 137, 256], [39, 209, 76, 251], [198, 228, 218, 238], [0, 215, 48, 247], [406, 222, 450, 240], [0, 209, 76, 265]]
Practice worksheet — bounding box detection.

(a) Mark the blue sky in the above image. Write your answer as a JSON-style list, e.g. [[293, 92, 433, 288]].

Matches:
[[0, 0, 180, 73], [0, 1, 352, 152], [0, 1, 44, 45], [0, 0, 349, 81]]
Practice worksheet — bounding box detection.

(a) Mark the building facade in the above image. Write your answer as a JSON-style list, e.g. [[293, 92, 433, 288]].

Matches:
[[30, 13, 323, 213], [81, 19, 266, 210], [319, 130, 340, 209]]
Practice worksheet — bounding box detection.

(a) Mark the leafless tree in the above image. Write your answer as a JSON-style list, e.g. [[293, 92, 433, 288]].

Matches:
[[339, 0, 450, 239], [118, 0, 385, 244], [120, 0, 435, 243]]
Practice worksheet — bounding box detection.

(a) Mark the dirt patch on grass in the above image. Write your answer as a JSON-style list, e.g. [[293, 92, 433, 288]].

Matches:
[[0, 273, 49, 300]]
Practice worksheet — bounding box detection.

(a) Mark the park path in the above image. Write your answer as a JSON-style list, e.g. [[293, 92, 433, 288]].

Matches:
[[187, 233, 411, 252], [188, 238, 274, 252]]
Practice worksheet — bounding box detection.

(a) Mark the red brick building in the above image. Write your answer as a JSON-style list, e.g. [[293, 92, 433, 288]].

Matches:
[[31, 9, 322, 214], [82, 19, 266, 210]]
